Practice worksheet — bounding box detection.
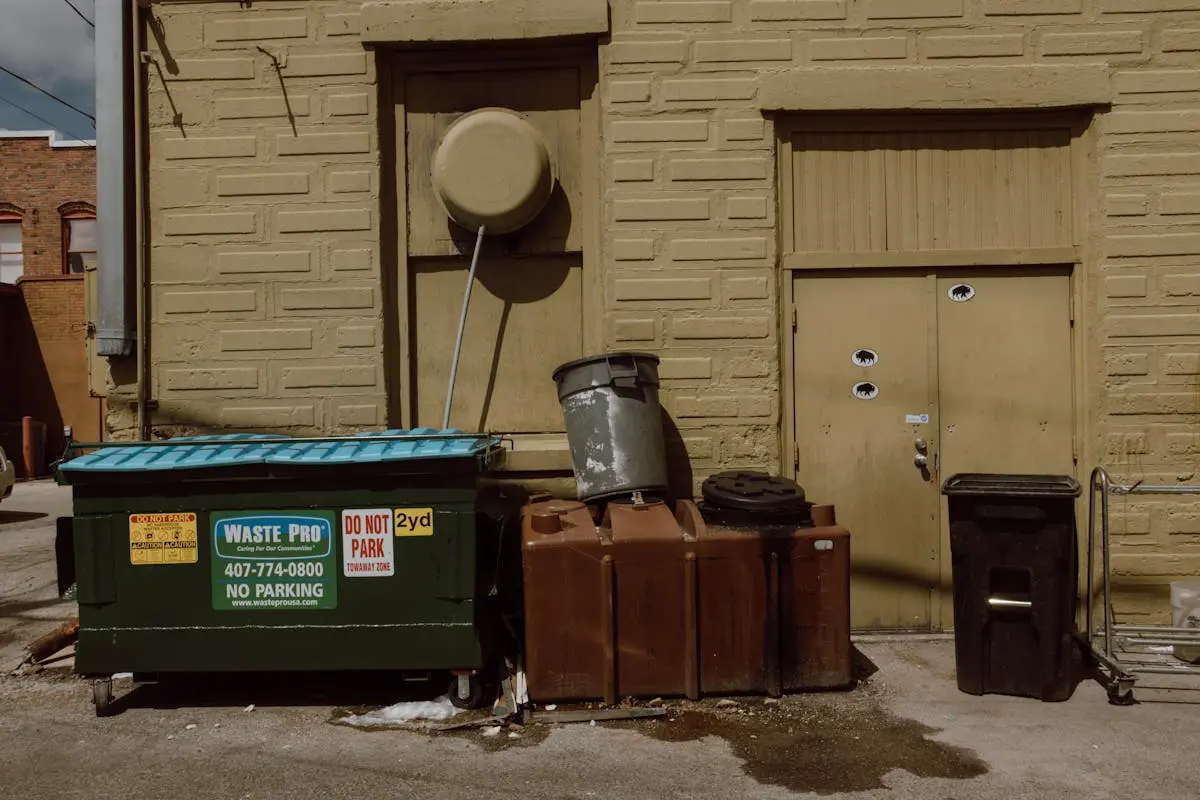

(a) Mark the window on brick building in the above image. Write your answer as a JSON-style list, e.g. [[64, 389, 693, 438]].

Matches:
[[61, 206, 97, 275], [0, 215, 22, 285]]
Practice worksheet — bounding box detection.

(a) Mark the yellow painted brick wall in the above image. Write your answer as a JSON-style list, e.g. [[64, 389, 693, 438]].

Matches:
[[137, 0, 382, 437], [598, 0, 1200, 619], [126, 0, 1200, 617]]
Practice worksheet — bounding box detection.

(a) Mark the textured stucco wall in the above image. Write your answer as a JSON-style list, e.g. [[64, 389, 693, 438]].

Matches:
[[594, 0, 1200, 619], [126, 0, 1200, 618], [133, 0, 383, 438]]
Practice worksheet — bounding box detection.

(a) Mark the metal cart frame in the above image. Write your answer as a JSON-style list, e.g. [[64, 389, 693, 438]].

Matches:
[[1084, 466, 1200, 704]]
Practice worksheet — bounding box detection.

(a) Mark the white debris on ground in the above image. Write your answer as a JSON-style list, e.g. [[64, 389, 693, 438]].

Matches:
[[339, 696, 461, 729], [481, 726, 502, 737]]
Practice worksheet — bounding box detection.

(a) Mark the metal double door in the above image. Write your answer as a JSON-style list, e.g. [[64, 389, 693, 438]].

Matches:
[[792, 268, 1074, 630]]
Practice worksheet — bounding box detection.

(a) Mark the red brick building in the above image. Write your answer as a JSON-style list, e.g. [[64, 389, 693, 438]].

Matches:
[[0, 131, 100, 473]]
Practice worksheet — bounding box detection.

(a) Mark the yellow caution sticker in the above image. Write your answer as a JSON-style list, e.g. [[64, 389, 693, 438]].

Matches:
[[394, 508, 434, 537], [129, 513, 199, 565]]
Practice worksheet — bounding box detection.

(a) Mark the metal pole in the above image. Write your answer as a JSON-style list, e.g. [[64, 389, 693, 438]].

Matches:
[[1113, 625, 1200, 635], [443, 225, 486, 430], [1086, 467, 1100, 653], [1100, 468, 1114, 659], [21, 416, 35, 478]]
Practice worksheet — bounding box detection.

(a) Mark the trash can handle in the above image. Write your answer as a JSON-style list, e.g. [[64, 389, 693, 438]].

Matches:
[[606, 356, 640, 389], [987, 597, 1032, 610]]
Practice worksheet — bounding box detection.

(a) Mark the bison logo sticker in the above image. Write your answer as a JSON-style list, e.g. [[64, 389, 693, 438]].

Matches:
[[851, 381, 879, 400], [852, 348, 879, 367], [948, 283, 975, 302]]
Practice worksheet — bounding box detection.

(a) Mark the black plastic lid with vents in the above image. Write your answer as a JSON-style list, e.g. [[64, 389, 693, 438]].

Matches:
[[700, 470, 812, 527]]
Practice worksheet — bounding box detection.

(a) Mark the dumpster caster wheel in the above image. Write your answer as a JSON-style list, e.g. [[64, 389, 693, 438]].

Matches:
[[92, 678, 113, 717], [1107, 685, 1136, 706], [449, 672, 492, 710]]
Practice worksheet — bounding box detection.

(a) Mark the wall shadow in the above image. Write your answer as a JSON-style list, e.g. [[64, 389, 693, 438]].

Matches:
[[2, 296, 63, 476], [661, 408, 694, 504]]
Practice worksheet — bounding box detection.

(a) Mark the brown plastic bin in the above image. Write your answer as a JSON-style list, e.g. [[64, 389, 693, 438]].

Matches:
[[520, 495, 852, 703]]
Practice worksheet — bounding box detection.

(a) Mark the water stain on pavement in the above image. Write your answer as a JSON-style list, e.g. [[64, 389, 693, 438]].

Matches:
[[328, 682, 986, 788], [616, 693, 987, 795]]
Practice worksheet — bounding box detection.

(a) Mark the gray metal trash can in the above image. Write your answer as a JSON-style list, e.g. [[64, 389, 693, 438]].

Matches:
[[552, 352, 668, 501]]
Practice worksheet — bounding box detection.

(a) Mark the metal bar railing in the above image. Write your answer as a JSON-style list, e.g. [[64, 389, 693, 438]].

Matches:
[[1114, 625, 1200, 636]]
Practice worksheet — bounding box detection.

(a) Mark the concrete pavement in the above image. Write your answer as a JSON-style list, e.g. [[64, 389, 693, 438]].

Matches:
[[1, 481, 1196, 799]]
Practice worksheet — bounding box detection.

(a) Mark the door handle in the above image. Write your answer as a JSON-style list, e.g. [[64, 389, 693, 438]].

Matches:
[[914, 453, 929, 468]]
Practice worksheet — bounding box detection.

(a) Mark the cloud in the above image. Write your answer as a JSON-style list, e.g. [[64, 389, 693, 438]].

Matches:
[[0, 0, 95, 92]]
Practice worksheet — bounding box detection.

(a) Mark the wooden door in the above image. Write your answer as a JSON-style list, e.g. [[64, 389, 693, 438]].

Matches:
[[398, 63, 586, 431], [793, 272, 941, 631]]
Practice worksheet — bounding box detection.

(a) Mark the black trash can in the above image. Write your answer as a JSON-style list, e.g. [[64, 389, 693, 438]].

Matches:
[[942, 473, 1081, 702]]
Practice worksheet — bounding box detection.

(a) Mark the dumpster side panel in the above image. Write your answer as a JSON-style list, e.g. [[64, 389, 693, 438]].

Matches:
[[74, 515, 116, 605], [73, 481, 491, 675]]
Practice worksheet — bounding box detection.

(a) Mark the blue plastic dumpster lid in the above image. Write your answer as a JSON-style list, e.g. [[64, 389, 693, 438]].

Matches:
[[58, 429, 499, 475]]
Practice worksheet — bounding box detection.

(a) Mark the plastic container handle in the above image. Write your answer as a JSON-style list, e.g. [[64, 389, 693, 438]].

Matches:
[[988, 597, 1032, 610], [607, 358, 640, 389]]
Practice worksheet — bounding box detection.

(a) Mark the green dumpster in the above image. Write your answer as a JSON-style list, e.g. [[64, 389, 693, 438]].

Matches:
[[57, 429, 506, 715]]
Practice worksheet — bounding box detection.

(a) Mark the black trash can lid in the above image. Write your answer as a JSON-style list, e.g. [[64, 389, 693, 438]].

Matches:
[[702, 471, 808, 512], [941, 473, 1082, 498]]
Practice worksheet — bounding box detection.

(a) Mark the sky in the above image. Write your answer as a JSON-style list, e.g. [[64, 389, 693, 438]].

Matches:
[[0, 0, 96, 142]]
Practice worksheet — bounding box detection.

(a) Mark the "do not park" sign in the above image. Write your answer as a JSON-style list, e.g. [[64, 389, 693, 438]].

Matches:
[[342, 509, 395, 577]]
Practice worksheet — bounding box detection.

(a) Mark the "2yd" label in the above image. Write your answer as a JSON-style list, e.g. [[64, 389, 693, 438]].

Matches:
[[395, 508, 434, 537]]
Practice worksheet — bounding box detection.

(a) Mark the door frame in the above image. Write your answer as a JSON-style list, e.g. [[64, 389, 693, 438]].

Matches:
[[777, 111, 1095, 631], [379, 44, 602, 468]]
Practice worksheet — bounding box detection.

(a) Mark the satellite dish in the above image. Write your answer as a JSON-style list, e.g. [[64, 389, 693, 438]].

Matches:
[[431, 107, 557, 235]]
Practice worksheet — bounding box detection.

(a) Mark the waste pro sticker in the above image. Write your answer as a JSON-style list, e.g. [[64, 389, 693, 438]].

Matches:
[[129, 513, 198, 565], [342, 509, 395, 577], [395, 508, 435, 537], [210, 511, 337, 611]]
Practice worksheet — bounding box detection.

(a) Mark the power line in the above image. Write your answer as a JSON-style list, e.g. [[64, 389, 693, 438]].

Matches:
[[62, 0, 95, 28], [0, 93, 95, 143], [0, 64, 95, 124]]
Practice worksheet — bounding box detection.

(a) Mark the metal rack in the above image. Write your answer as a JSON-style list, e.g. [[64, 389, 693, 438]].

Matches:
[[1084, 467, 1200, 704]]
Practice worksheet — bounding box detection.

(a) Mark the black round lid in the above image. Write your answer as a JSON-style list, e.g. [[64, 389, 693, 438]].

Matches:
[[701, 471, 807, 512]]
